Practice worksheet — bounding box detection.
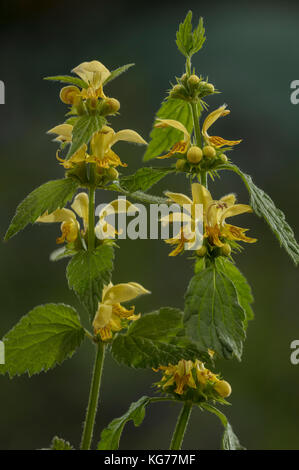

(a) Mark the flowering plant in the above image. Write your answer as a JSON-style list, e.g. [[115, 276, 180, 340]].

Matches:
[[1, 11, 298, 450]]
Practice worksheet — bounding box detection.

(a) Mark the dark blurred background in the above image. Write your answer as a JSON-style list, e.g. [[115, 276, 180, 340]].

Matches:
[[0, 0, 299, 450]]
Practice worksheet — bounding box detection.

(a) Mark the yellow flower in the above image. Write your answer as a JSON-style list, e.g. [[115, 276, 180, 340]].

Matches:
[[36, 192, 89, 244], [53, 125, 146, 170], [154, 119, 191, 159], [161, 183, 204, 256], [92, 282, 150, 341], [72, 60, 111, 99], [89, 125, 147, 168], [47, 124, 73, 143], [202, 104, 242, 148], [196, 184, 257, 247], [95, 198, 139, 240], [161, 183, 256, 255], [156, 359, 232, 399]]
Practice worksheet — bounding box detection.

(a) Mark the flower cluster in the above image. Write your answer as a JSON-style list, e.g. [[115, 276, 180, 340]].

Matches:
[[155, 359, 231, 403]]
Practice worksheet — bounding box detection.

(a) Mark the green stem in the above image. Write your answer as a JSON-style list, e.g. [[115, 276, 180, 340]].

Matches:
[[169, 402, 192, 450], [190, 101, 202, 148], [88, 163, 96, 251], [80, 341, 105, 450]]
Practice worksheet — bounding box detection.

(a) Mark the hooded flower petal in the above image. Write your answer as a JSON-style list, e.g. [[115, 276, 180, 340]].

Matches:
[[111, 129, 147, 146], [154, 119, 191, 159], [202, 104, 242, 148], [72, 60, 110, 89], [71, 192, 89, 231], [48, 124, 73, 142], [102, 282, 150, 305]]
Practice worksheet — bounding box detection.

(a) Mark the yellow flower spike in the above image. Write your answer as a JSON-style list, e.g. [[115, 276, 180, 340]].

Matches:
[[48, 123, 73, 143], [154, 119, 191, 159], [92, 281, 150, 340], [202, 104, 242, 148], [72, 60, 111, 99], [90, 125, 147, 169], [196, 184, 257, 247], [155, 359, 231, 401], [36, 192, 90, 244]]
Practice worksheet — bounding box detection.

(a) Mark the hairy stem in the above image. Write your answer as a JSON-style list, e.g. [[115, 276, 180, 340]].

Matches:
[[186, 56, 207, 187], [169, 402, 193, 450], [80, 341, 105, 450], [88, 163, 96, 251]]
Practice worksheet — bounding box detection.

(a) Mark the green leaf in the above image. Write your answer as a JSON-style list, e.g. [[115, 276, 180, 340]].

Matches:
[[227, 164, 299, 266], [50, 436, 74, 450], [97, 396, 151, 450], [103, 63, 135, 86], [119, 167, 174, 193], [184, 262, 246, 360], [5, 178, 79, 240], [176, 11, 206, 58], [44, 75, 88, 89], [144, 98, 193, 161], [111, 307, 208, 368], [67, 245, 114, 320], [216, 258, 254, 326], [201, 403, 245, 450], [67, 114, 106, 158], [0, 304, 85, 378]]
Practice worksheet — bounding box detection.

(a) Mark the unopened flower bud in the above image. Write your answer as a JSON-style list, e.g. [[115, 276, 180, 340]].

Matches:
[[214, 380, 232, 398], [219, 153, 228, 163], [169, 84, 187, 99], [60, 86, 80, 105], [106, 167, 119, 180], [203, 145, 216, 158], [187, 146, 203, 164], [205, 83, 215, 93], [180, 73, 188, 83], [102, 98, 120, 115], [196, 246, 207, 257], [188, 74, 200, 87], [220, 243, 231, 257], [175, 159, 187, 171]]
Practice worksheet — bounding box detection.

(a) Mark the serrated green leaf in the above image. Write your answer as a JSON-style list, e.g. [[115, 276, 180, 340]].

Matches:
[[184, 262, 246, 360], [50, 436, 74, 450], [119, 167, 174, 193], [103, 63, 135, 86], [67, 245, 114, 320], [176, 11, 206, 58], [67, 114, 106, 158], [226, 164, 299, 266], [44, 75, 88, 89], [201, 403, 245, 450], [216, 258, 254, 326], [97, 396, 151, 450], [111, 307, 208, 368], [0, 304, 85, 378], [5, 178, 79, 240], [144, 98, 193, 161]]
